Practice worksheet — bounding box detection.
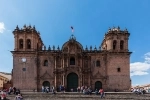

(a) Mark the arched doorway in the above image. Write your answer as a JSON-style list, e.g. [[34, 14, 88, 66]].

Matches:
[[67, 73, 78, 92], [43, 81, 50, 88], [95, 81, 102, 90]]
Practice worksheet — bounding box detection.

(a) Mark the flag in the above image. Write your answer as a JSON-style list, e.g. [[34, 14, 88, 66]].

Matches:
[[71, 26, 74, 33]]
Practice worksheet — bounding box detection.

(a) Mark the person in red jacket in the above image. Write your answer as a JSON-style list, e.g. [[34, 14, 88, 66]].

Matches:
[[1, 91, 7, 100], [99, 88, 104, 98]]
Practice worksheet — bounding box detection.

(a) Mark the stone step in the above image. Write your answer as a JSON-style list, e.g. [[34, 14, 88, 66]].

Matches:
[[6, 92, 150, 100]]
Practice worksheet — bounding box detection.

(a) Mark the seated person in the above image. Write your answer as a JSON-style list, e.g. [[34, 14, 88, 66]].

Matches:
[[1, 91, 7, 100], [95, 89, 98, 95], [16, 89, 20, 95], [15, 94, 23, 100]]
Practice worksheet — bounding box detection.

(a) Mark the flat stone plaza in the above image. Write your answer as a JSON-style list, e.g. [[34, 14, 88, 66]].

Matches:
[[6, 92, 150, 100]]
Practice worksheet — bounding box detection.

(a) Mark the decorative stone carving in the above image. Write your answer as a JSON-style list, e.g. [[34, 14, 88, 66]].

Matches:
[[40, 71, 53, 79]]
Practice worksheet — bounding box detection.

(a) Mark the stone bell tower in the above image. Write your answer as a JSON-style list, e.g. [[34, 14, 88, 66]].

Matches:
[[13, 24, 43, 51], [101, 26, 131, 91], [101, 26, 129, 52], [12, 25, 43, 91]]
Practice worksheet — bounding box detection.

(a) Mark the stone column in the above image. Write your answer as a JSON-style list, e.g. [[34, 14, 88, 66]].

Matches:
[[15, 34, 18, 51], [55, 56, 56, 69], [31, 33, 33, 51], [54, 75, 56, 88], [23, 33, 26, 51], [63, 75, 65, 86], [54, 56, 56, 88], [63, 58, 64, 68], [67, 58, 68, 67]]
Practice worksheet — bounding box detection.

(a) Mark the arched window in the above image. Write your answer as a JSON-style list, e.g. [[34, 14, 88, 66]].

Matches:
[[27, 39, 31, 49], [113, 40, 117, 50], [120, 40, 124, 50], [19, 39, 23, 49], [70, 57, 75, 65], [96, 60, 100, 67], [44, 60, 48, 66]]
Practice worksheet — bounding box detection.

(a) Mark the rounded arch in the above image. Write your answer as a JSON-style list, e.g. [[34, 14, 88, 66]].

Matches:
[[43, 60, 48, 66], [95, 81, 102, 90], [113, 40, 117, 50], [42, 81, 50, 88], [120, 40, 124, 50], [26, 39, 31, 49], [67, 72, 78, 92], [62, 40, 83, 51], [96, 60, 100, 67], [19, 39, 23, 49]]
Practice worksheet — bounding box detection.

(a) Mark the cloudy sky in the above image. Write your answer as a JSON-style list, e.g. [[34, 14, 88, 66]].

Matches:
[[0, 0, 150, 86]]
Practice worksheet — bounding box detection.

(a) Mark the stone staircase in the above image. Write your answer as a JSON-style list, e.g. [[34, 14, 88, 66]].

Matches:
[[6, 92, 150, 100]]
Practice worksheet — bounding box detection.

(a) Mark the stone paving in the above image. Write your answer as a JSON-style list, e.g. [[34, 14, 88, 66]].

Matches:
[[6, 92, 150, 100]]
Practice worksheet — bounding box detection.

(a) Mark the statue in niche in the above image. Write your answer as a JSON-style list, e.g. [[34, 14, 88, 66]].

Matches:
[[64, 47, 68, 52], [70, 45, 74, 52], [78, 59, 80, 66]]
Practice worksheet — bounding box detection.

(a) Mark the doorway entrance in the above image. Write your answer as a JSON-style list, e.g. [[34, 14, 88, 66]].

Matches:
[[43, 81, 50, 88], [95, 81, 102, 90], [67, 73, 78, 92]]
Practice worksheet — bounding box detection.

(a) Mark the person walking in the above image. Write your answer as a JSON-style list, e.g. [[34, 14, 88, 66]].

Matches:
[[99, 88, 104, 98]]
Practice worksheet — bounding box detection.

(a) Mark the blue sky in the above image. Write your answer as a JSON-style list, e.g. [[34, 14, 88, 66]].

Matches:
[[0, 0, 150, 86]]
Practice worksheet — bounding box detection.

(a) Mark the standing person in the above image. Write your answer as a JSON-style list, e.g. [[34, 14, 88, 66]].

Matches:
[[13, 87, 16, 94], [59, 85, 62, 92], [8, 86, 12, 95], [99, 88, 104, 98], [46, 86, 49, 93], [51, 86, 56, 94], [42, 86, 44, 93], [16, 89, 20, 95], [62, 85, 65, 93]]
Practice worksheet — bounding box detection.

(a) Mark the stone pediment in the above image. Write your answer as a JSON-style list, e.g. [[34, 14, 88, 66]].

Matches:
[[40, 71, 53, 79], [92, 71, 104, 79]]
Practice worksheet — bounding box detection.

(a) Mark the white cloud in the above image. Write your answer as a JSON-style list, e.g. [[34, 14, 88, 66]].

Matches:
[[0, 22, 5, 33], [130, 52, 150, 76], [145, 52, 150, 63], [0, 26, 13, 73], [132, 84, 139, 87]]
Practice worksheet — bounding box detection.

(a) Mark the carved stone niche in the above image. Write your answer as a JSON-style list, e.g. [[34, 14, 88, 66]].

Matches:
[[63, 47, 68, 52], [40, 71, 53, 80], [69, 44, 75, 53], [78, 59, 80, 66]]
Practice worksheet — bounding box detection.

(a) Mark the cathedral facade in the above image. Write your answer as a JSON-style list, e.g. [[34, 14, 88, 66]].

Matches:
[[11, 25, 131, 92]]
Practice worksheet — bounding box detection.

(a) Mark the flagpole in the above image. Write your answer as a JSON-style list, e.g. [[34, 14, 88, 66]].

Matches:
[[70, 26, 76, 40], [71, 26, 74, 35]]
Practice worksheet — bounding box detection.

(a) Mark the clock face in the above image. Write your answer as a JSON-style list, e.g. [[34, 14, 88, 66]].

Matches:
[[22, 57, 26, 62]]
